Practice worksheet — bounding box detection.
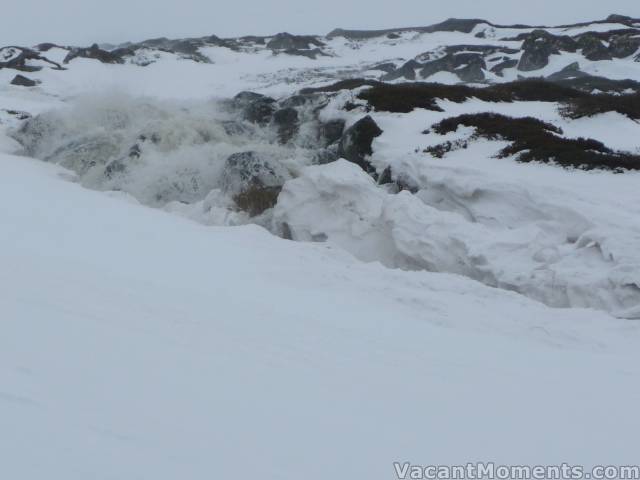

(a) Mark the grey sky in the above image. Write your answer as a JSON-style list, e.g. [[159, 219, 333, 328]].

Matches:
[[3, 0, 639, 46]]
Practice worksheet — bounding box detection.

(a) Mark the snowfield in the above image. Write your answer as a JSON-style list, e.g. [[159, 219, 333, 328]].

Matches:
[[2, 153, 640, 479], [2, 14, 640, 478]]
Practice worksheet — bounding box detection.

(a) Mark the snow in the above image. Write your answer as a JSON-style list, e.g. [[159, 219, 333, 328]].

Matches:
[[2, 152, 640, 479], [2, 17, 640, 476], [274, 158, 640, 317]]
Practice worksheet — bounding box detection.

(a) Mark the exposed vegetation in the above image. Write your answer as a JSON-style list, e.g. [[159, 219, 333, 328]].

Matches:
[[307, 78, 640, 120], [427, 113, 640, 171]]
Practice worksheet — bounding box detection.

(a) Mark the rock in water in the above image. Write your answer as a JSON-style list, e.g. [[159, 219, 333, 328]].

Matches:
[[319, 119, 346, 146], [272, 108, 299, 144], [221, 151, 287, 216], [232, 91, 276, 125], [337, 116, 383, 174]]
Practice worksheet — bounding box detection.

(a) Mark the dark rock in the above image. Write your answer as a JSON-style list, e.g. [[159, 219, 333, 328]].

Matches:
[[445, 44, 520, 56], [609, 34, 640, 58], [272, 107, 299, 144], [606, 14, 636, 25], [387, 33, 401, 39], [267, 32, 324, 51], [233, 185, 283, 217], [265, 33, 328, 58], [274, 48, 328, 59], [518, 30, 577, 71], [377, 166, 393, 185], [432, 18, 488, 34], [337, 115, 383, 174], [547, 62, 589, 80], [221, 151, 286, 216], [232, 91, 277, 125], [319, 119, 346, 146], [383, 60, 421, 81], [10, 74, 38, 87], [490, 58, 518, 77], [278, 93, 326, 109], [0, 46, 64, 72], [63, 44, 124, 64], [35, 43, 65, 52], [369, 62, 397, 73], [327, 19, 487, 40], [577, 34, 612, 61], [419, 53, 487, 82]]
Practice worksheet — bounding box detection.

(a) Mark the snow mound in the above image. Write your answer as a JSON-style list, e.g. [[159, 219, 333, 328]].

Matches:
[[274, 160, 640, 317]]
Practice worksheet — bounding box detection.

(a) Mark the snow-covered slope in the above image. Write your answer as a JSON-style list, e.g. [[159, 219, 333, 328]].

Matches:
[[2, 15, 640, 475], [2, 153, 640, 479]]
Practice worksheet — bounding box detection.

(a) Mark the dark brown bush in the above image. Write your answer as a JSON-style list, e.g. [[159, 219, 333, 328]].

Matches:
[[428, 112, 640, 171]]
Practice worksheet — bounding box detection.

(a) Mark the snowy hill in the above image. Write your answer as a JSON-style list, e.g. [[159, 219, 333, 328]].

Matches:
[[1, 14, 640, 477], [2, 153, 640, 479]]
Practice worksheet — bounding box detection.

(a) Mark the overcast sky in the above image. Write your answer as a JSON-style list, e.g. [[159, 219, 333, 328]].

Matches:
[[3, 0, 639, 46]]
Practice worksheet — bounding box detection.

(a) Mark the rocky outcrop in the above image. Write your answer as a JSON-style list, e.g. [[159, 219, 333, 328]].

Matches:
[[337, 116, 383, 174], [576, 34, 613, 61], [64, 44, 124, 64], [385, 45, 519, 81], [518, 30, 577, 71], [266, 33, 327, 58], [547, 62, 589, 80], [383, 60, 421, 81], [267, 33, 324, 51], [490, 58, 518, 76], [327, 18, 488, 40], [609, 34, 640, 58], [0, 46, 64, 71], [420, 53, 486, 82]]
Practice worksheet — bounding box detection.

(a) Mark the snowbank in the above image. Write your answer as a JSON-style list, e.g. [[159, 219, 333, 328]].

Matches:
[[275, 160, 640, 317], [2, 152, 640, 479]]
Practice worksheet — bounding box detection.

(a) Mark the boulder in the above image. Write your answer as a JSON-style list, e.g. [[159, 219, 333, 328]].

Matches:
[[266, 32, 324, 51], [337, 115, 383, 174], [272, 107, 299, 144], [577, 34, 612, 61], [609, 34, 640, 58], [10, 74, 38, 87], [232, 91, 276, 125], [419, 53, 486, 82], [490, 58, 518, 77], [319, 119, 346, 146], [547, 62, 589, 81], [221, 151, 287, 216], [383, 60, 421, 81], [518, 30, 577, 72]]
